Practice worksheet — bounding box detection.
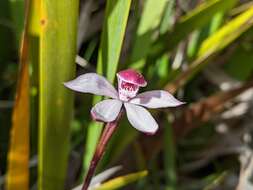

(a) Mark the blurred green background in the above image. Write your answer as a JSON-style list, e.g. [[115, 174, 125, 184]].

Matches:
[[1, 0, 253, 189]]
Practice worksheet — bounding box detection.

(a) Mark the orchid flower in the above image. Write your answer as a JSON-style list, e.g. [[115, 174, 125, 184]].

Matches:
[[64, 69, 184, 134]]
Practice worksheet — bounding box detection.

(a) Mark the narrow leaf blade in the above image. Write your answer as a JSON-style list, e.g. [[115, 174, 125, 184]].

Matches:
[[95, 170, 148, 190], [130, 0, 168, 69], [6, 1, 30, 189]]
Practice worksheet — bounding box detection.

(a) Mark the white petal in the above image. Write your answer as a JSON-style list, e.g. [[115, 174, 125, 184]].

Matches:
[[124, 103, 158, 134], [64, 73, 118, 99], [91, 99, 122, 122], [129, 90, 184, 108]]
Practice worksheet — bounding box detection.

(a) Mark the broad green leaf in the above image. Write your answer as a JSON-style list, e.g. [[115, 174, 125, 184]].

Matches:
[[151, 0, 238, 57], [83, 0, 132, 178], [129, 0, 168, 69], [6, 1, 29, 190], [39, 0, 79, 190], [166, 5, 253, 93], [95, 170, 148, 190]]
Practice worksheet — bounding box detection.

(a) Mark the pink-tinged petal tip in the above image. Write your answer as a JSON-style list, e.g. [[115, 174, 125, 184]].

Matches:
[[90, 110, 104, 122], [117, 69, 147, 87], [144, 130, 159, 136]]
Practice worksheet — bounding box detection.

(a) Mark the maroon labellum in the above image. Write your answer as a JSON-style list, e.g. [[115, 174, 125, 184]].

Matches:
[[117, 69, 147, 101]]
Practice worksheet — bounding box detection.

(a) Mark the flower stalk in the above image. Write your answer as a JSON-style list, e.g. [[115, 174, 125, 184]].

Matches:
[[81, 111, 123, 190], [64, 69, 184, 189]]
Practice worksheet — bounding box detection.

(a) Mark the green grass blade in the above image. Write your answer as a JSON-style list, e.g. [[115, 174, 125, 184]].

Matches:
[[39, 0, 79, 189], [187, 11, 224, 59], [83, 0, 132, 178], [151, 0, 238, 57], [129, 0, 168, 69], [203, 172, 227, 190], [95, 170, 148, 190], [29, 0, 40, 157], [159, 0, 175, 35], [98, 0, 132, 82], [209, 12, 224, 35], [164, 121, 176, 190]]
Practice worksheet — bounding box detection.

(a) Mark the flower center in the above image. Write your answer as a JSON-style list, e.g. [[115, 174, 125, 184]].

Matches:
[[118, 80, 139, 101]]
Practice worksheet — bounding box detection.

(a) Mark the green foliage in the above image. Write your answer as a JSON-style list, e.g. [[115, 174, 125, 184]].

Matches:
[[163, 120, 176, 190], [198, 5, 253, 57], [39, 0, 79, 189], [152, 0, 238, 57], [129, 0, 168, 69], [166, 5, 253, 92]]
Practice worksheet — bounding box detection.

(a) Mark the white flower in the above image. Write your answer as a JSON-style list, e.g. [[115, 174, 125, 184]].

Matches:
[[64, 69, 184, 134]]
